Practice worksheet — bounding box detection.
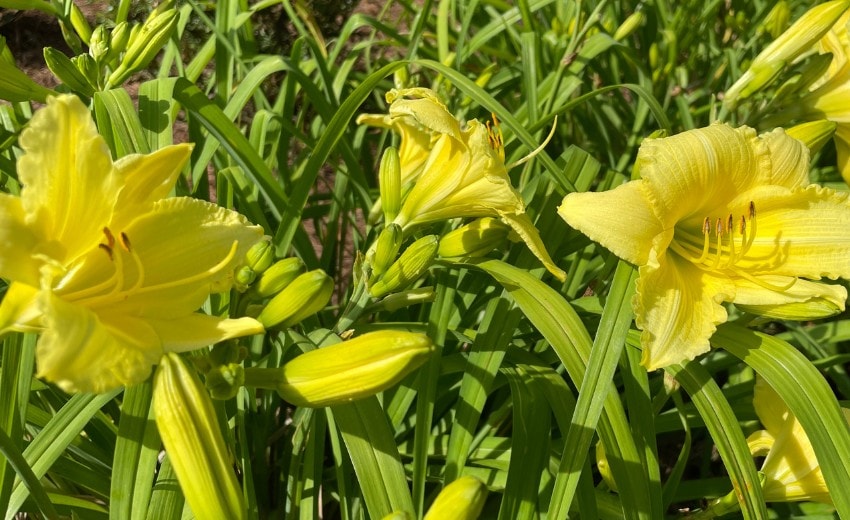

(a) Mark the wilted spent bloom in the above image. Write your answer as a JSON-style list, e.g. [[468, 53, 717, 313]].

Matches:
[[370, 235, 438, 298], [205, 362, 245, 400], [256, 269, 333, 328], [250, 257, 306, 299], [153, 353, 246, 519], [724, 0, 850, 104], [559, 124, 850, 370], [265, 331, 434, 407], [423, 476, 488, 520], [438, 217, 511, 258], [747, 377, 850, 503]]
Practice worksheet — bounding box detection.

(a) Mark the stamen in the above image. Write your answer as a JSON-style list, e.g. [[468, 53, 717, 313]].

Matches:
[[731, 269, 797, 293], [103, 227, 115, 249], [120, 232, 132, 252], [712, 217, 723, 269], [98, 243, 113, 261], [505, 115, 559, 170]]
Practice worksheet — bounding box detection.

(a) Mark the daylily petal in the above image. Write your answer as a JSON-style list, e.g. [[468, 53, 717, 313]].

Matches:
[[738, 185, 850, 279], [17, 95, 121, 264], [759, 128, 811, 189], [37, 291, 162, 393], [0, 193, 41, 285], [120, 197, 263, 289], [636, 251, 735, 370], [558, 180, 663, 266], [386, 88, 464, 140], [733, 276, 846, 319], [753, 376, 794, 434], [636, 124, 767, 224], [501, 213, 567, 281], [114, 143, 193, 216], [0, 282, 42, 334], [148, 314, 263, 353]]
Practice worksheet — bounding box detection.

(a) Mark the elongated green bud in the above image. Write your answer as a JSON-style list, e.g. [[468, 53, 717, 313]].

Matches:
[[107, 8, 179, 87], [438, 218, 510, 258], [759, 1, 791, 38], [245, 238, 275, 274], [271, 331, 434, 407], [370, 224, 403, 277], [380, 147, 402, 222], [73, 54, 100, 88], [423, 476, 488, 520], [44, 47, 95, 96], [257, 269, 333, 328], [613, 11, 646, 41], [153, 353, 246, 520], [251, 257, 306, 299], [785, 120, 837, 154], [371, 287, 435, 312], [107, 21, 130, 64], [370, 235, 438, 298]]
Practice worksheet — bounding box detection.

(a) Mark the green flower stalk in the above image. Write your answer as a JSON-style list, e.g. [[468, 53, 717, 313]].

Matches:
[[246, 331, 434, 407], [153, 353, 246, 519]]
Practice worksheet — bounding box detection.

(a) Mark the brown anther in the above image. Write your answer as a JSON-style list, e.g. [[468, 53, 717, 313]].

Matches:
[[749, 201, 756, 219], [702, 216, 711, 234], [739, 215, 746, 235], [119, 232, 132, 252], [103, 227, 115, 249], [727, 214, 734, 235], [98, 243, 114, 261], [715, 217, 723, 236]]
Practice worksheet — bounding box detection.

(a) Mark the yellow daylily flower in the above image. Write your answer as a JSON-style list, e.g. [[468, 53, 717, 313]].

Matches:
[[0, 95, 264, 393], [747, 377, 850, 503], [796, 9, 850, 182], [364, 88, 566, 281], [558, 124, 850, 370]]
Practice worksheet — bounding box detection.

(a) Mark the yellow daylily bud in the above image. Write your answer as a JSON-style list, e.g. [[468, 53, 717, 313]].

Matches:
[[244, 238, 275, 274], [107, 8, 179, 87], [251, 257, 306, 299], [43, 47, 95, 97], [88, 25, 109, 63], [759, 1, 791, 39], [613, 11, 646, 41], [153, 353, 246, 519], [257, 269, 333, 328], [370, 224, 403, 277], [205, 362, 245, 400], [785, 119, 837, 154], [0, 39, 55, 102], [438, 217, 510, 258], [725, 0, 850, 104], [370, 235, 438, 298], [271, 331, 434, 407], [423, 476, 488, 520], [234, 265, 256, 292], [380, 147, 402, 222], [595, 441, 617, 491]]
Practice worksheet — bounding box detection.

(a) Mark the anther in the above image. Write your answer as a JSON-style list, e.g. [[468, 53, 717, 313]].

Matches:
[[749, 201, 756, 219], [727, 214, 734, 236], [702, 217, 711, 235], [98, 243, 114, 260], [715, 217, 723, 236], [103, 227, 115, 249], [739, 215, 746, 235], [120, 232, 132, 252]]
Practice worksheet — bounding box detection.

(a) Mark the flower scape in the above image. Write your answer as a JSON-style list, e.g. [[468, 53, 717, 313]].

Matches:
[[3, 1, 850, 519]]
